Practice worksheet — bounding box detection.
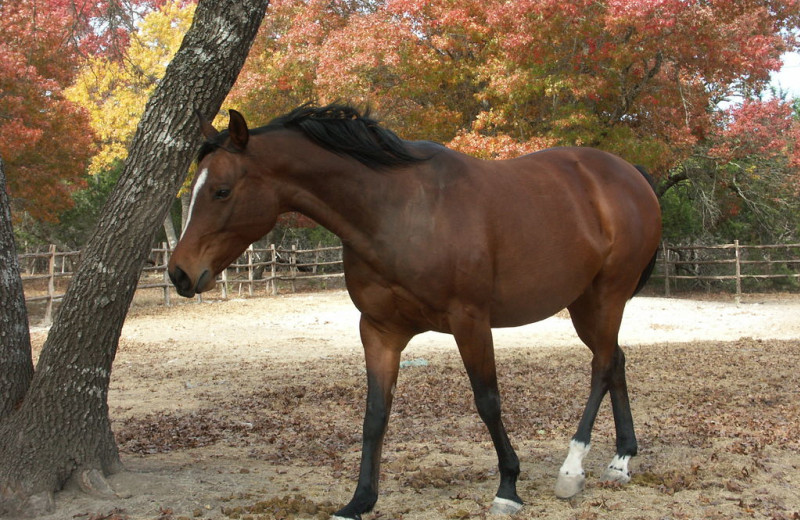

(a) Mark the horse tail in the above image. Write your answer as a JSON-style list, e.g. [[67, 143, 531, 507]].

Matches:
[[633, 248, 658, 298], [631, 165, 660, 298]]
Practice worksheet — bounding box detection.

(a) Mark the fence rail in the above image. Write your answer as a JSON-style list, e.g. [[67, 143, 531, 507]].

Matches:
[[18, 240, 800, 325], [652, 240, 800, 302], [20, 243, 344, 325]]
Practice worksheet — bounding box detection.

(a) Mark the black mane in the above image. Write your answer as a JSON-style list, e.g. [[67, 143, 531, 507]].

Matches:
[[267, 103, 425, 168], [197, 104, 426, 169]]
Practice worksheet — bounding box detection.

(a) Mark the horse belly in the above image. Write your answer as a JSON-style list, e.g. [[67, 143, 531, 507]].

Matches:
[[484, 219, 606, 328], [487, 261, 598, 328]]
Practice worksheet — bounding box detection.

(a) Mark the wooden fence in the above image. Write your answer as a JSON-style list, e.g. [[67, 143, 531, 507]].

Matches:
[[653, 241, 800, 302], [18, 240, 800, 324], [20, 243, 344, 325]]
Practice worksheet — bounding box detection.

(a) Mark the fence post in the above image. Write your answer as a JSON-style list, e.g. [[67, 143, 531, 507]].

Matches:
[[269, 243, 277, 296], [162, 242, 171, 307], [29, 247, 37, 276], [221, 268, 229, 299], [734, 239, 742, 305], [247, 244, 254, 297], [661, 241, 670, 297], [289, 244, 297, 293], [43, 244, 56, 326]]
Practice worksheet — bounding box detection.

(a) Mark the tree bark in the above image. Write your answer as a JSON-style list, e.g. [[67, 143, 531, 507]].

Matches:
[[0, 155, 34, 422], [0, 0, 270, 515]]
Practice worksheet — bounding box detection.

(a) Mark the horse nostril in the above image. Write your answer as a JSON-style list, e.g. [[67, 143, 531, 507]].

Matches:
[[169, 266, 195, 297]]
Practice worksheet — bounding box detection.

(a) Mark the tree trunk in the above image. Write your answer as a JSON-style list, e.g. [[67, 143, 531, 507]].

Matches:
[[0, 155, 34, 422], [0, 0, 270, 515]]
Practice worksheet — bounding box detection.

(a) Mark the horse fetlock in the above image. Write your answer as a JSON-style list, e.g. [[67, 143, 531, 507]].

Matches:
[[601, 454, 632, 484]]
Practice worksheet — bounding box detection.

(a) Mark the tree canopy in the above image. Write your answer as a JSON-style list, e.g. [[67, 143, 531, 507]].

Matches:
[[5, 0, 800, 244], [0, 0, 167, 223], [229, 0, 799, 170], [67, 0, 197, 177]]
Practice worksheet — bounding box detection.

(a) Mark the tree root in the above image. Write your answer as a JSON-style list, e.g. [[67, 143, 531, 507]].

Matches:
[[0, 468, 129, 517], [76, 469, 117, 499]]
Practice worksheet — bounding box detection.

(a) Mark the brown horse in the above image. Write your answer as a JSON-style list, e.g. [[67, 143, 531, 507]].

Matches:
[[168, 104, 661, 519]]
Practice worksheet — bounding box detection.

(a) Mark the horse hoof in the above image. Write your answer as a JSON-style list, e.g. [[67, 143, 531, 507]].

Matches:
[[601, 465, 631, 485], [554, 473, 585, 499], [331, 515, 360, 520], [601, 454, 632, 485], [489, 496, 523, 515]]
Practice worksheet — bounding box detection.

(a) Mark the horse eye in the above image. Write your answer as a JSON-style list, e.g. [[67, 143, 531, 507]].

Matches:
[[214, 188, 231, 200]]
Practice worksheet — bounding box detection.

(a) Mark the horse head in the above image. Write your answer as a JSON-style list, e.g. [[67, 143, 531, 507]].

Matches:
[[168, 110, 279, 297]]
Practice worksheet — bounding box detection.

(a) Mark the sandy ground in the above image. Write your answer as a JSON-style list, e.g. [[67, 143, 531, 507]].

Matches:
[[26, 290, 800, 520]]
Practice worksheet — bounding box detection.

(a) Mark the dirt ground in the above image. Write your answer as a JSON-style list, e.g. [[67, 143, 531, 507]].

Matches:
[[27, 290, 800, 520]]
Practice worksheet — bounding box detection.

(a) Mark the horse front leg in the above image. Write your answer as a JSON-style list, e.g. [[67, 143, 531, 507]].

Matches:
[[333, 316, 410, 520], [451, 314, 523, 515], [554, 354, 609, 499]]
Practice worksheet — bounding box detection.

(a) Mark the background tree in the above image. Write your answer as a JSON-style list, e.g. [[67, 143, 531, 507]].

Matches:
[[660, 97, 800, 243], [0, 154, 34, 422], [0, 0, 270, 514], [0, 1, 94, 224], [67, 0, 197, 179], [231, 0, 797, 159], [0, 0, 162, 230], [66, 0, 198, 246], [227, 0, 800, 243]]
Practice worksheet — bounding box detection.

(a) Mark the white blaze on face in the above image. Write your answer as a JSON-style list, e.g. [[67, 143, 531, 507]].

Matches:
[[181, 167, 209, 239]]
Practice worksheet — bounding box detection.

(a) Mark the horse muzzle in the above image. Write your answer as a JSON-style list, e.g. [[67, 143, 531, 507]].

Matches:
[[168, 266, 213, 298]]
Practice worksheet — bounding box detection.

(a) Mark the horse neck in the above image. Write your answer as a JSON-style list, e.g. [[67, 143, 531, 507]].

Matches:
[[257, 131, 401, 257]]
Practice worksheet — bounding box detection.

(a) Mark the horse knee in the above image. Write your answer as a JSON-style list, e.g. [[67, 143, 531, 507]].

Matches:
[[613, 347, 626, 372]]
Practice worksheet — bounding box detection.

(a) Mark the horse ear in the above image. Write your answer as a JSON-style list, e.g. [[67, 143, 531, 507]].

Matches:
[[228, 109, 249, 151], [196, 110, 219, 141]]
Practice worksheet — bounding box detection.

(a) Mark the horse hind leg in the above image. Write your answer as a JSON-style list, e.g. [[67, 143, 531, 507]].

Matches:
[[601, 346, 636, 485], [555, 291, 637, 499]]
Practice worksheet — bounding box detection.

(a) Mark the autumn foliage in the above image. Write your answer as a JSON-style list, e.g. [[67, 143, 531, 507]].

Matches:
[[4, 0, 800, 240], [67, 1, 196, 177], [0, 0, 163, 222], [710, 99, 800, 166], [229, 0, 799, 175]]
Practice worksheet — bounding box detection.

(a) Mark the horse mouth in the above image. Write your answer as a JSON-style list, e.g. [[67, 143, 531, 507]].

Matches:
[[169, 266, 213, 298], [195, 269, 213, 294]]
